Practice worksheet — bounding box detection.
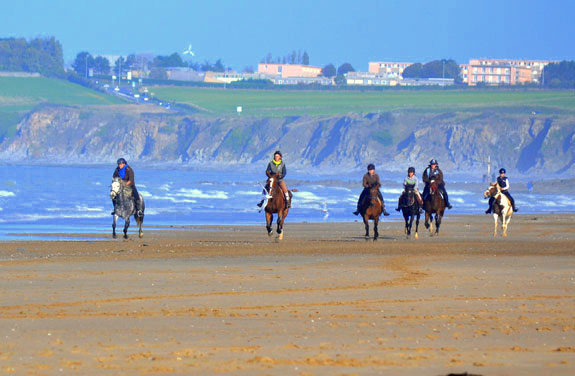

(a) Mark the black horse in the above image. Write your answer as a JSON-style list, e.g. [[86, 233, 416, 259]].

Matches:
[[400, 187, 421, 239], [110, 177, 145, 239]]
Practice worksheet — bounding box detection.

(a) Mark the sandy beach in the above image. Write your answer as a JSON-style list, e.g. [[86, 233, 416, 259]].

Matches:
[[1, 214, 574, 375]]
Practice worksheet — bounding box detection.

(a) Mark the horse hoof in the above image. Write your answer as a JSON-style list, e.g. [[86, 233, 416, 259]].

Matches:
[[414, 233, 419, 240], [112, 234, 117, 239], [267, 232, 272, 237], [278, 233, 283, 240], [139, 232, 143, 238], [123, 235, 128, 239]]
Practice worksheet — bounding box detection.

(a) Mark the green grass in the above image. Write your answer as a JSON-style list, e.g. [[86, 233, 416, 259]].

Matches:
[[0, 76, 123, 137], [150, 86, 575, 117]]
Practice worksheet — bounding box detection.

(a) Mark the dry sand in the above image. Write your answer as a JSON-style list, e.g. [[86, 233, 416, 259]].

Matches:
[[0, 214, 574, 375]]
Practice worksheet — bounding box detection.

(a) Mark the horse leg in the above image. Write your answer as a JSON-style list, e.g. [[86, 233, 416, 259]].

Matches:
[[373, 217, 379, 241], [493, 213, 499, 237], [503, 212, 511, 237], [123, 217, 130, 239], [435, 213, 442, 235], [136, 215, 144, 238], [265, 212, 273, 236], [407, 211, 415, 238], [276, 211, 285, 240], [112, 214, 118, 239], [414, 210, 420, 240], [363, 215, 370, 238], [424, 211, 430, 231], [429, 214, 434, 235]]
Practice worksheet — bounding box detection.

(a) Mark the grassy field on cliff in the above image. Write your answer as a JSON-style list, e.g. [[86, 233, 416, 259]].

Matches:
[[151, 86, 575, 117], [0, 76, 123, 138]]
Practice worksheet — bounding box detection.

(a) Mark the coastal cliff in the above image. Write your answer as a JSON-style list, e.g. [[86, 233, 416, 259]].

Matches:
[[1, 105, 574, 176]]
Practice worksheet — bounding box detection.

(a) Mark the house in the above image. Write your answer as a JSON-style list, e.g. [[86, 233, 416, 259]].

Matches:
[[257, 64, 322, 78]]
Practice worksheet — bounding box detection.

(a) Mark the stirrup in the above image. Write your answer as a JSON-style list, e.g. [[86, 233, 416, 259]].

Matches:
[[266, 194, 273, 199]]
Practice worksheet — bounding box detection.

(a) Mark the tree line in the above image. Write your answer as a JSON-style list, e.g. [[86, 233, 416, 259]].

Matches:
[[0, 37, 64, 77], [261, 50, 310, 65]]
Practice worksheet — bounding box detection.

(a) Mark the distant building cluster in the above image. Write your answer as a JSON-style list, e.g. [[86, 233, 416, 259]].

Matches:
[[123, 58, 556, 87]]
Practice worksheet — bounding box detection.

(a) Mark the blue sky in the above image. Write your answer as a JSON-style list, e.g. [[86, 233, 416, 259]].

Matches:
[[2, 0, 574, 70]]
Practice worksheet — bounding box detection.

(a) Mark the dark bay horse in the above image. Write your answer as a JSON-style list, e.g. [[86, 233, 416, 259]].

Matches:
[[264, 177, 292, 240], [423, 181, 445, 236], [362, 185, 383, 240], [400, 187, 421, 239], [110, 177, 145, 239]]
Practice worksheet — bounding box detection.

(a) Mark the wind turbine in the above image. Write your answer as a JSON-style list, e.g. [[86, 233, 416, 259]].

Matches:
[[183, 44, 195, 57]]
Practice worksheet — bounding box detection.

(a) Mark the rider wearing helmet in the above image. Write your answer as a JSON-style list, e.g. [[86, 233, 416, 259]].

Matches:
[[486, 168, 518, 213], [259, 151, 291, 208], [353, 163, 390, 216], [396, 167, 423, 211], [112, 158, 143, 216], [422, 159, 452, 209]]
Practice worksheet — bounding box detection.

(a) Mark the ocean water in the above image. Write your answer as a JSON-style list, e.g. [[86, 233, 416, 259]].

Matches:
[[0, 165, 573, 240]]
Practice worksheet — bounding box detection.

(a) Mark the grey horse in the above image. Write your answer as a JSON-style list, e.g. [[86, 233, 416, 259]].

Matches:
[[110, 177, 145, 239]]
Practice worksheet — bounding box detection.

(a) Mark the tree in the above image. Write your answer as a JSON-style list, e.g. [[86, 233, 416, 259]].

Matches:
[[337, 63, 355, 75], [213, 59, 225, 72], [334, 75, 346, 85], [152, 52, 185, 68], [93, 56, 110, 75], [242, 66, 254, 73], [542, 61, 575, 88], [72, 51, 94, 77], [321, 64, 336, 77], [114, 56, 125, 76], [302, 51, 309, 65], [402, 59, 460, 79]]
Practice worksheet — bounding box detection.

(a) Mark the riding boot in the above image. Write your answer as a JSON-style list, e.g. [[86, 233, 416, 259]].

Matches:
[[395, 195, 402, 211], [257, 199, 264, 208], [485, 197, 494, 214], [441, 186, 453, 209]]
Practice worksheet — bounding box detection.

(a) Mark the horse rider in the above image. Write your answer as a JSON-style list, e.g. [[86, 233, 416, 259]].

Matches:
[[258, 151, 291, 209], [422, 159, 453, 209], [353, 163, 390, 216], [486, 168, 518, 213], [395, 166, 423, 211], [112, 158, 143, 216]]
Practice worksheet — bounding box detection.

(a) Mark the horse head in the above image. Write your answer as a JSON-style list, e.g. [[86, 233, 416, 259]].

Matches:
[[429, 181, 438, 195], [369, 184, 381, 203], [483, 182, 499, 199], [110, 177, 122, 199]]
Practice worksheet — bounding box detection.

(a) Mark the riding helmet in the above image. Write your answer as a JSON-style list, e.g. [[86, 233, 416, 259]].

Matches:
[[499, 168, 506, 174], [429, 159, 438, 165], [367, 163, 375, 171], [408, 167, 415, 174], [117, 158, 127, 165], [274, 150, 282, 157]]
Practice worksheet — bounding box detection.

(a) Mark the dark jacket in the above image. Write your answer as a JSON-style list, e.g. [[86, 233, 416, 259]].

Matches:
[[422, 166, 444, 186], [497, 176, 510, 191], [113, 165, 135, 186], [362, 173, 381, 188], [266, 161, 286, 179]]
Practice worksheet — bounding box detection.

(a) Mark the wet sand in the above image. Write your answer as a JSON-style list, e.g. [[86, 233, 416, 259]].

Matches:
[[1, 214, 574, 375]]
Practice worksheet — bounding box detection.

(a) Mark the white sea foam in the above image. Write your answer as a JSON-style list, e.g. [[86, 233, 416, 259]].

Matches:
[[235, 190, 261, 196], [381, 188, 403, 194], [0, 190, 15, 197], [75, 205, 104, 212], [14, 212, 107, 221], [174, 188, 228, 199]]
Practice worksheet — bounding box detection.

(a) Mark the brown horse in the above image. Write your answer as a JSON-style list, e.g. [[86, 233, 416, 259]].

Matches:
[[362, 185, 383, 240], [264, 177, 292, 240], [484, 182, 513, 237], [423, 181, 446, 236]]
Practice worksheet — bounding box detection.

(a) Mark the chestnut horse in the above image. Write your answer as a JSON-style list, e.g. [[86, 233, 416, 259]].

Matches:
[[362, 185, 383, 240], [423, 181, 445, 236], [484, 182, 513, 237], [264, 177, 292, 240]]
